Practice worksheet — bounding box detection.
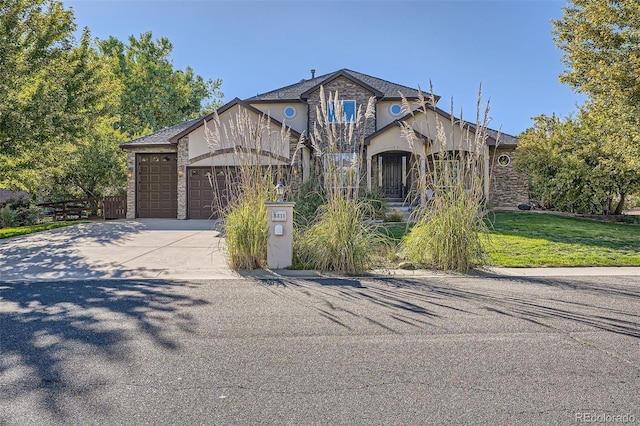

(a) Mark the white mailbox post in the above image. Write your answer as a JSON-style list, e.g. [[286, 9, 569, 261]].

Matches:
[[265, 202, 295, 269]]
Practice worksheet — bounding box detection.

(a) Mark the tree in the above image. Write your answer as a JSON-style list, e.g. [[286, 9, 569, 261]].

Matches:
[[99, 32, 223, 137], [552, 0, 640, 105], [59, 121, 128, 198], [0, 0, 75, 159], [515, 107, 640, 214], [0, 1, 122, 198], [0, 1, 222, 200], [577, 100, 640, 213]]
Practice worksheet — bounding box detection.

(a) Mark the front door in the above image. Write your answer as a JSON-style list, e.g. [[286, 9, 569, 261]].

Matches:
[[382, 154, 403, 199]]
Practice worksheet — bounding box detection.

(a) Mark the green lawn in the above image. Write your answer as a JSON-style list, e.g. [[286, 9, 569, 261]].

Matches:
[[483, 212, 640, 267], [376, 212, 640, 267], [0, 222, 79, 239]]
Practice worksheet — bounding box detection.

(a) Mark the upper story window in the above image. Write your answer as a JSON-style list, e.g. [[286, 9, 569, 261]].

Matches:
[[389, 103, 403, 117], [324, 152, 359, 188], [327, 100, 356, 123], [284, 106, 297, 119]]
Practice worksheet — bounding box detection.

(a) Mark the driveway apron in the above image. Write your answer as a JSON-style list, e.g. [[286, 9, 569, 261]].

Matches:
[[0, 220, 237, 281]]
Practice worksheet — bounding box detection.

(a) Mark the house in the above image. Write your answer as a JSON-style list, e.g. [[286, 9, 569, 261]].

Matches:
[[120, 69, 528, 219]]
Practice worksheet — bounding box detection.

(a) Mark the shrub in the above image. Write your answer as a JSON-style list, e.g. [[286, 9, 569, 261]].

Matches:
[[204, 109, 297, 270], [385, 210, 404, 223], [0, 198, 43, 228], [398, 85, 491, 273], [295, 196, 381, 274], [401, 184, 487, 272], [292, 178, 325, 228]]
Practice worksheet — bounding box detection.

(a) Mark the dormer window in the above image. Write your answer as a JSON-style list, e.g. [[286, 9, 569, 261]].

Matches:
[[327, 100, 356, 123]]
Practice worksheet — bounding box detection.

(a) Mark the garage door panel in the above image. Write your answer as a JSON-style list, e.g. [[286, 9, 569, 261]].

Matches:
[[187, 167, 235, 219], [137, 153, 177, 218]]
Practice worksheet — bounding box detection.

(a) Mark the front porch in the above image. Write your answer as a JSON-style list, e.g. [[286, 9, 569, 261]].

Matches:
[[367, 151, 417, 202]]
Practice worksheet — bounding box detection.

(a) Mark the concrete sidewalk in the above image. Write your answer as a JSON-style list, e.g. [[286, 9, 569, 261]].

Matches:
[[0, 219, 239, 281], [2, 219, 640, 281]]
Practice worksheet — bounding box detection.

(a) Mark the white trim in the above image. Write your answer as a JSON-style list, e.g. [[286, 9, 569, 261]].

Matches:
[[327, 100, 357, 123]]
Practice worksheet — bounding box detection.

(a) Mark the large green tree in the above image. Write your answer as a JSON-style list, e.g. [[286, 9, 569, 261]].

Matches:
[[0, 0, 75, 158], [1, 1, 222, 200], [516, 0, 640, 214], [99, 32, 223, 137], [0, 0, 122, 198], [553, 0, 640, 105], [516, 104, 640, 214]]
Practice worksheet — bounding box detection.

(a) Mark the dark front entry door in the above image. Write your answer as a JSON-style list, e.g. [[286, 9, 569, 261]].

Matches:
[[382, 154, 403, 199], [137, 153, 177, 218]]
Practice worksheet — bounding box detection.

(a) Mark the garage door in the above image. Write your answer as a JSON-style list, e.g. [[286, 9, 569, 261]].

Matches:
[[188, 167, 235, 219], [137, 153, 177, 218]]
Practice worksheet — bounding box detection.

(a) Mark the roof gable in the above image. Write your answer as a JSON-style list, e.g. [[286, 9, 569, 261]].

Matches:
[[365, 106, 517, 147], [299, 70, 384, 100], [245, 68, 440, 103], [168, 98, 301, 144], [119, 118, 200, 148]]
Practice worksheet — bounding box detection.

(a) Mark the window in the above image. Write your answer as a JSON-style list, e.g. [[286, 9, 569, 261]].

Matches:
[[434, 159, 461, 188], [389, 103, 402, 117], [327, 100, 356, 123], [284, 106, 296, 119], [324, 153, 359, 188], [497, 153, 511, 167]]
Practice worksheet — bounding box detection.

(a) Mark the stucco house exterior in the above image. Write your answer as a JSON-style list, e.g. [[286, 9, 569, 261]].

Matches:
[[120, 69, 528, 219]]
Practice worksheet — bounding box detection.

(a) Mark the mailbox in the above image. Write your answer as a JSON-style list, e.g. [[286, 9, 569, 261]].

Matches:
[[265, 202, 295, 269]]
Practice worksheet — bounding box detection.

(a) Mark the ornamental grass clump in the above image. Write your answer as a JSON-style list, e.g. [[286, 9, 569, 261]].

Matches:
[[295, 87, 385, 274], [296, 195, 376, 273], [398, 85, 492, 273], [222, 177, 271, 270], [403, 183, 486, 272], [204, 108, 300, 270]]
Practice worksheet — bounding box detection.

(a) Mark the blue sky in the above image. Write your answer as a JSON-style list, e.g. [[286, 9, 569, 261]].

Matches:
[[65, 0, 584, 136]]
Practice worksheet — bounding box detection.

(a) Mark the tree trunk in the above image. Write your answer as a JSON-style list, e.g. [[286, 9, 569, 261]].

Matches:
[[613, 192, 626, 215]]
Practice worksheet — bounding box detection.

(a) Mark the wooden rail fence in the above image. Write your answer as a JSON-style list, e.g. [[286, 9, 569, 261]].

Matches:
[[38, 196, 127, 221]]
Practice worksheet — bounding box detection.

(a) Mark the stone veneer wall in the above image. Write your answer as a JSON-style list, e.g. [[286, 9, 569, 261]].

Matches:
[[125, 145, 178, 219], [489, 147, 529, 207], [177, 137, 189, 219], [306, 76, 377, 150]]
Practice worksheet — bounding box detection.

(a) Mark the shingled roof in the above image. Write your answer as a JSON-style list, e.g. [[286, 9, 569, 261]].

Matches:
[[119, 69, 517, 148], [245, 68, 438, 102], [119, 118, 201, 148]]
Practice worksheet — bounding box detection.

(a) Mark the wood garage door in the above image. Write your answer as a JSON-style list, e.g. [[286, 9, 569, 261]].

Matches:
[[137, 153, 177, 218], [187, 167, 236, 219]]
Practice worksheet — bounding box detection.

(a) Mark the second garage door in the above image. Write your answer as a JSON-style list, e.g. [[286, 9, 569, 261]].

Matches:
[[188, 167, 235, 219]]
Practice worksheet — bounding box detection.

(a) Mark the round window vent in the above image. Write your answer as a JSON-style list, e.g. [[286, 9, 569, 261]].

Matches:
[[389, 103, 403, 117], [497, 153, 511, 167], [284, 106, 296, 119]]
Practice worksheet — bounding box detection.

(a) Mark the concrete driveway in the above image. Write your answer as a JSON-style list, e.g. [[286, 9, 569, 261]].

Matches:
[[0, 219, 238, 281]]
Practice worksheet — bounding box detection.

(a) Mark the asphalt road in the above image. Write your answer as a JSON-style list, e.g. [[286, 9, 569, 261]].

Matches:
[[1, 273, 638, 425]]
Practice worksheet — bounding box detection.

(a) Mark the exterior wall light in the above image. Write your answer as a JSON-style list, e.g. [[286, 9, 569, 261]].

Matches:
[[275, 182, 285, 202]]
